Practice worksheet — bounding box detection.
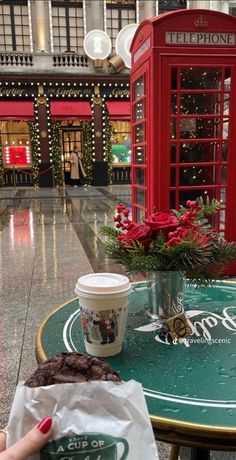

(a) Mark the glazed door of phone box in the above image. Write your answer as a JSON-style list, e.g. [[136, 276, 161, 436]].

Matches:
[[160, 57, 236, 244]]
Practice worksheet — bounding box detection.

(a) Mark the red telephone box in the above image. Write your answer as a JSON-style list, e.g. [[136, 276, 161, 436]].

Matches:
[[130, 9, 236, 251]]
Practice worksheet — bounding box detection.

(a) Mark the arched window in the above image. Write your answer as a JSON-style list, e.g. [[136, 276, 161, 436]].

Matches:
[[51, 0, 84, 54], [0, 0, 30, 52], [106, 0, 136, 53]]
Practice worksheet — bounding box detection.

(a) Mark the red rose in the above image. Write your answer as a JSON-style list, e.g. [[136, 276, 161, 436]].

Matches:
[[144, 212, 178, 236], [118, 224, 152, 248]]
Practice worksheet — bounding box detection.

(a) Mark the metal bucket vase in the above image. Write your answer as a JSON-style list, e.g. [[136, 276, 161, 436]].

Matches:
[[147, 271, 185, 322]]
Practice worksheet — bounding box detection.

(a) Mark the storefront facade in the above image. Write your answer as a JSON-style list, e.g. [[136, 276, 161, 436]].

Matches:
[[0, 79, 130, 187], [3, 0, 233, 187]]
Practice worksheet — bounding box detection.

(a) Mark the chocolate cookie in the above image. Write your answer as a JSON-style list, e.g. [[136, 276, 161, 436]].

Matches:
[[25, 352, 121, 387]]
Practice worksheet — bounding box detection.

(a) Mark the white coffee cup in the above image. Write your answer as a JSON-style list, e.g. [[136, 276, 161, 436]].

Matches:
[[75, 273, 132, 357]]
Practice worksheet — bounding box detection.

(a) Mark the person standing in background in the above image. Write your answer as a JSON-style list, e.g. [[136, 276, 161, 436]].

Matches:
[[77, 147, 87, 186], [70, 146, 86, 187]]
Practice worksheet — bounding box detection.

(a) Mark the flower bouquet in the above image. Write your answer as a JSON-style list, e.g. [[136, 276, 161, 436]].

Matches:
[[101, 198, 236, 286]]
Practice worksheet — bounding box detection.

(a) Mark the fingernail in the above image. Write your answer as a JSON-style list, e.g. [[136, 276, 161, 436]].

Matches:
[[37, 417, 53, 434]]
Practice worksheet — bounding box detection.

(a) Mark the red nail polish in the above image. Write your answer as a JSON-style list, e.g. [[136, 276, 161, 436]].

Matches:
[[37, 417, 52, 434]]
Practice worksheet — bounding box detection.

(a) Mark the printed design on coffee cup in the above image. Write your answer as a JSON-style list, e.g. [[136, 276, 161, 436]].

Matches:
[[81, 307, 127, 346], [41, 432, 129, 460]]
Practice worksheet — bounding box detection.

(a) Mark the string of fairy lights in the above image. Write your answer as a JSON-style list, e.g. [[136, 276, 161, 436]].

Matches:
[[29, 121, 40, 187], [102, 99, 114, 184], [82, 120, 93, 185], [32, 94, 41, 184], [0, 142, 4, 186], [90, 95, 96, 163]]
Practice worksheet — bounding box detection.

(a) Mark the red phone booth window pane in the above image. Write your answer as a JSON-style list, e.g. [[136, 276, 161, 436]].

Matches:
[[222, 142, 228, 160], [179, 165, 217, 186], [135, 168, 145, 186], [222, 119, 229, 138], [170, 167, 176, 187], [179, 142, 219, 163], [134, 76, 144, 99], [180, 67, 222, 89], [136, 207, 146, 223], [220, 188, 226, 206], [220, 210, 226, 231], [134, 100, 145, 121], [180, 94, 221, 115], [170, 144, 176, 163], [134, 146, 145, 164], [179, 118, 221, 139], [221, 165, 227, 184], [179, 189, 211, 206], [134, 188, 145, 206], [134, 123, 145, 143]]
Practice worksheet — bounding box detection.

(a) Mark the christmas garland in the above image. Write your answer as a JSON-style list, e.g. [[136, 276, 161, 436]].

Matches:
[[82, 121, 93, 185], [51, 121, 63, 187], [0, 142, 4, 186], [29, 121, 40, 187], [103, 103, 114, 184]]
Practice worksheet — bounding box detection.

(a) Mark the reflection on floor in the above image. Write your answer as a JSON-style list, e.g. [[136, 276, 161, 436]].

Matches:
[[0, 186, 234, 460]]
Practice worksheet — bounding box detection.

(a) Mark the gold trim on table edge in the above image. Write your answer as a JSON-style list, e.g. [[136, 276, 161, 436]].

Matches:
[[150, 414, 236, 437], [36, 297, 79, 364], [36, 280, 236, 447]]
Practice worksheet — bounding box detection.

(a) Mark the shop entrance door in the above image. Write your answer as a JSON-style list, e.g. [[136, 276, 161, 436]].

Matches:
[[161, 57, 236, 242], [62, 128, 83, 185]]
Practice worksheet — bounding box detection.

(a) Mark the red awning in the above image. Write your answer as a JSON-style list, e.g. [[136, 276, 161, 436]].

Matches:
[[51, 101, 92, 120], [106, 101, 131, 120], [0, 101, 34, 120]]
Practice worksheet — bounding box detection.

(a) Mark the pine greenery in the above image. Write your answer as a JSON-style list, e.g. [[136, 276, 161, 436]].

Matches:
[[101, 198, 236, 286]]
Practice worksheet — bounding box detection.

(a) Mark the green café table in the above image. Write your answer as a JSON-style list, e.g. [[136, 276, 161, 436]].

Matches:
[[36, 281, 236, 460]]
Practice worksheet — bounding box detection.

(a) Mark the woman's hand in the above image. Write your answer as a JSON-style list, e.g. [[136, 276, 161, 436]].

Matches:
[[0, 417, 53, 460]]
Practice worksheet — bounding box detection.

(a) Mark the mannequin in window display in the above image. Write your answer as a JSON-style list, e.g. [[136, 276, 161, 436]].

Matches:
[[70, 146, 86, 187]]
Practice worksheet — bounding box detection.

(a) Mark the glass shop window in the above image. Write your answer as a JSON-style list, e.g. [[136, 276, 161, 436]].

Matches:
[[111, 120, 131, 165], [0, 121, 31, 167]]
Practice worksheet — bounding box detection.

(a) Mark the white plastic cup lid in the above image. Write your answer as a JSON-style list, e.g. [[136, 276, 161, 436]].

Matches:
[[75, 272, 131, 297]]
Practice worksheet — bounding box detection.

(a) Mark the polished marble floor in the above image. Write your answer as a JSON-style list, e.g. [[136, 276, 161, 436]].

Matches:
[[0, 185, 235, 460]]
